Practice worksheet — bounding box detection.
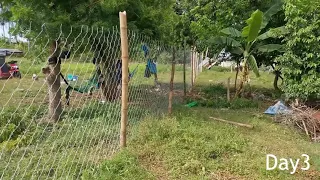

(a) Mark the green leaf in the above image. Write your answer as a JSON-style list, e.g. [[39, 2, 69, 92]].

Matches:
[[220, 28, 241, 37], [229, 46, 244, 55], [257, 44, 285, 53], [257, 26, 288, 40], [242, 10, 263, 42], [207, 36, 241, 47], [248, 55, 260, 77], [261, 0, 284, 30]]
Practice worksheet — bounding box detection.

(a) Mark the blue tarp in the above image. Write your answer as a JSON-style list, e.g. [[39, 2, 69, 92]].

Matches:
[[264, 101, 292, 115]]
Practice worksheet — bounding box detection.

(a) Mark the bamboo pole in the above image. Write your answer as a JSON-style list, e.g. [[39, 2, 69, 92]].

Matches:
[[227, 77, 231, 102], [168, 47, 176, 115], [192, 48, 196, 86], [119, 11, 129, 148], [191, 47, 194, 88], [209, 117, 254, 129]]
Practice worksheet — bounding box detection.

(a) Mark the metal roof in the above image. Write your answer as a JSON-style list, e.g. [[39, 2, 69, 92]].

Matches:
[[0, 48, 23, 53]]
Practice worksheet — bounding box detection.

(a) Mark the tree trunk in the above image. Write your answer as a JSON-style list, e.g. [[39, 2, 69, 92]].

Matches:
[[273, 71, 280, 91], [183, 39, 187, 97], [235, 64, 249, 98], [42, 40, 62, 123], [234, 61, 240, 90], [168, 47, 176, 115], [100, 61, 119, 101]]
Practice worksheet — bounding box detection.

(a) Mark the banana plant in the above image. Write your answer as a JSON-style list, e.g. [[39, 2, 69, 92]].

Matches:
[[208, 0, 287, 97]]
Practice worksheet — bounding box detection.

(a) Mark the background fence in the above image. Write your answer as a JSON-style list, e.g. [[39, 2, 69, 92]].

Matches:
[[0, 13, 205, 179]]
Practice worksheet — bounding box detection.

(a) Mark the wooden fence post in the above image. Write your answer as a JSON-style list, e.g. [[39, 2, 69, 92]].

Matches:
[[190, 47, 194, 88], [42, 40, 62, 123], [183, 39, 187, 97], [119, 11, 129, 148], [192, 48, 196, 86], [227, 77, 231, 102], [168, 47, 176, 115]]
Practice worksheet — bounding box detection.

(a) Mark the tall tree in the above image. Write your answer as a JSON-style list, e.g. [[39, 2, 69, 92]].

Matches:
[[2, 0, 178, 122]]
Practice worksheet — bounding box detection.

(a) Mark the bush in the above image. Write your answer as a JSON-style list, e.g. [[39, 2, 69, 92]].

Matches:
[[278, 0, 320, 100]]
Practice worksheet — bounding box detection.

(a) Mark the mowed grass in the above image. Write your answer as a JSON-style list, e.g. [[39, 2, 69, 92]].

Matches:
[[84, 68, 320, 180]]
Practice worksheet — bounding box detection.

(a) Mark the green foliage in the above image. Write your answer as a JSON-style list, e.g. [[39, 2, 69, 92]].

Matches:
[[196, 84, 260, 109], [248, 55, 260, 77], [242, 10, 263, 42], [3, 0, 178, 44], [278, 0, 320, 100], [82, 150, 154, 180]]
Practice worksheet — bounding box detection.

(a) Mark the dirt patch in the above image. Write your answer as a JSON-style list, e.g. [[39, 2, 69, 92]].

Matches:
[[137, 152, 170, 180], [210, 171, 247, 180]]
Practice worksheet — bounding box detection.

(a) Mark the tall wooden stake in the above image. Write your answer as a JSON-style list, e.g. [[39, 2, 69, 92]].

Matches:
[[183, 39, 187, 97], [192, 48, 196, 86], [190, 47, 194, 88], [119, 11, 129, 148], [168, 47, 176, 115], [42, 40, 62, 123], [227, 77, 231, 102]]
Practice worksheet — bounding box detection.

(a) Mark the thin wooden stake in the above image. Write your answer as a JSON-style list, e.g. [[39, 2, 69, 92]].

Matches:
[[119, 11, 129, 148], [227, 77, 231, 102], [190, 47, 194, 88], [183, 39, 187, 97], [168, 47, 176, 115]]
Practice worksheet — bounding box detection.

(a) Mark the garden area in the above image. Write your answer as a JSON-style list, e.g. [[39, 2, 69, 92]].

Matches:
[[1, 0, 320, 179]]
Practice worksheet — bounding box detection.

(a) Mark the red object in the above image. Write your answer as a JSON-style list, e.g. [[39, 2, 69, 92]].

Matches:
[[0, 61, 21, 79], [0, 63, 11, 79]]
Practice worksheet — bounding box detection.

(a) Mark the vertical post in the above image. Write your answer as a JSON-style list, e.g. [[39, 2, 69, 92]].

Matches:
[[227, 77, 231, 102], [168, 47, 176, 115], [190, 47, 194, 88], [192, 47, 197, 87], [183, 39, 187, 97], [119, 11, 129, 148], [42, 40, 62, 123]]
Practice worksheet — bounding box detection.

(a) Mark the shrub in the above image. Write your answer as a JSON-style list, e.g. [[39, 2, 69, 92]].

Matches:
[[278, 0, 320, 100]]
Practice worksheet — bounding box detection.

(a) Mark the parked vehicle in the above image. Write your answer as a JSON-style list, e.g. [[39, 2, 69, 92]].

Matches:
[[0, 52, 22, 79]]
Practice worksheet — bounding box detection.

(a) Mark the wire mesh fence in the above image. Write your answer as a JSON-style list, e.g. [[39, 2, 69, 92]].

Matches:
[[0, 20, 194, 179]]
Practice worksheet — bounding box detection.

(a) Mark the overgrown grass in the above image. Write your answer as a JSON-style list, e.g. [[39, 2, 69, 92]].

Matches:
[[86, 68, 320, 180]]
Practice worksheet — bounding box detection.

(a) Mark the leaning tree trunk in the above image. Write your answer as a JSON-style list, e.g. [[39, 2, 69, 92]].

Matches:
[[42, 40, 62, 123]]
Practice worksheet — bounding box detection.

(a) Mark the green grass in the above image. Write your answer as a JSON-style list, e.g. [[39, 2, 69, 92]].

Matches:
[[86, 68, 320, 180], [0, 57, 186, 179]]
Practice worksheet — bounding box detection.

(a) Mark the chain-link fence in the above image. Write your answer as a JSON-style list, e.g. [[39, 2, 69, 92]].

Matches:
[[0, 16, 199, 179]]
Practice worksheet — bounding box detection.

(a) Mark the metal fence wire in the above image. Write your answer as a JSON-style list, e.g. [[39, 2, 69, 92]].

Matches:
[[0, 20, 197, 179]]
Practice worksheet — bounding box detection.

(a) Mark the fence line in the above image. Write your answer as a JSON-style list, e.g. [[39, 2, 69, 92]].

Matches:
[[0, 13, 206, 179]]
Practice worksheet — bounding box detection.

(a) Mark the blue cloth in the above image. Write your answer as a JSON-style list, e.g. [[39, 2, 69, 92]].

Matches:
[[147, 59, 157, 74], [142, 44, 149, 58], [264, 101, 292, 115]]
